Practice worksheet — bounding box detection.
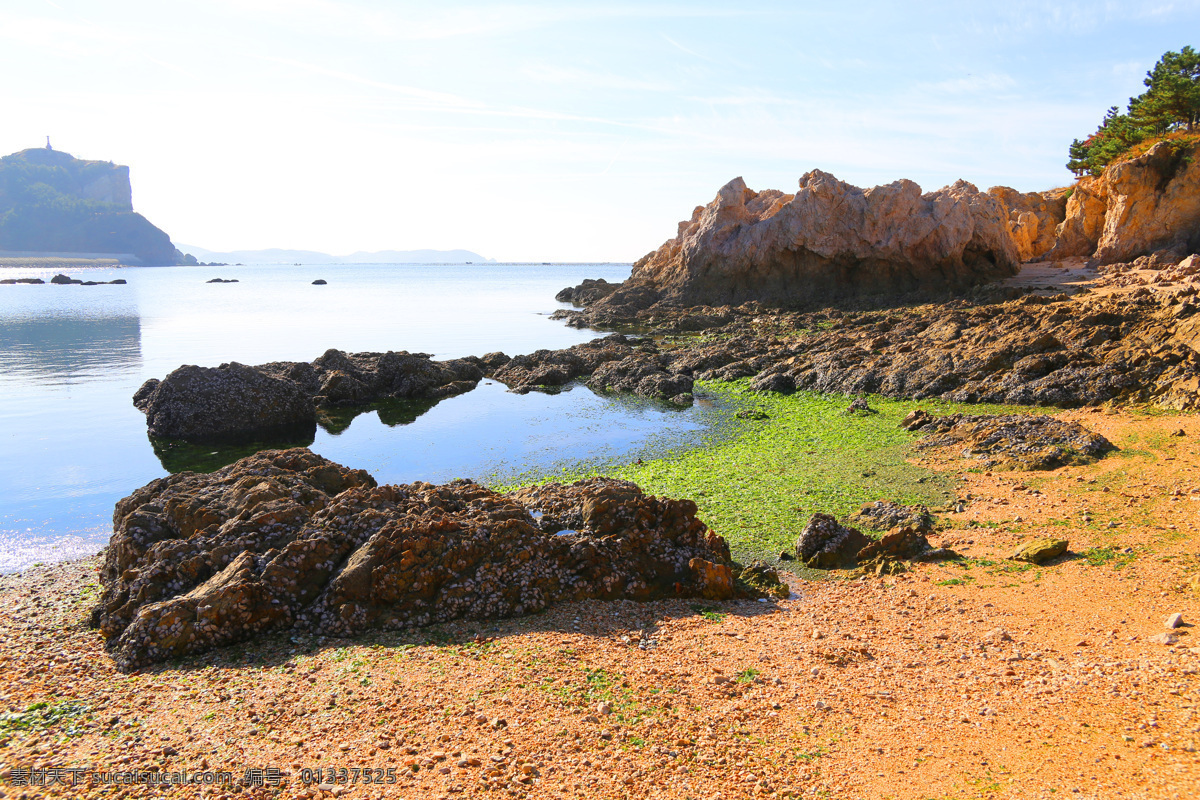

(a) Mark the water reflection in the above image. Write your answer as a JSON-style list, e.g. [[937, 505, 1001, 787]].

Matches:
[[0, 313, 141, 379], [149, 397, 446, 473], [318, 396, 442, 434], [150, 431, 318, 474]]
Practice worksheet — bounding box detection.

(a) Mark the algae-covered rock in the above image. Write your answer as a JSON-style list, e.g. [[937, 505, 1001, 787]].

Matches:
[[737, 560, 790, 599], [1009, 538, 1069, 564]]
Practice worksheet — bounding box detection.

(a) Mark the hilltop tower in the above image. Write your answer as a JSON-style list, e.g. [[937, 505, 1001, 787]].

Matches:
[[45, 136, 52, 151]]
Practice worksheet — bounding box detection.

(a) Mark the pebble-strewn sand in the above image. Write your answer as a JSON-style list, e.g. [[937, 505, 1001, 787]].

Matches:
[[1, 409, 1198, 799]]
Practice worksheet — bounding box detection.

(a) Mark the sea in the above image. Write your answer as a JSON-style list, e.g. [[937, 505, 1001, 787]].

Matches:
[[0, 262, 732, 573]]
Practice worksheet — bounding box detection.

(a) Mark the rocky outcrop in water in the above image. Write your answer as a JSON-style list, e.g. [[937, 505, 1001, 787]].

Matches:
[[1045, 141, 1200, 264], [91, 448, 736, 670], [134, 349, 484, 443], [556, 278, 619, 306], [135, 362, 317, 443]]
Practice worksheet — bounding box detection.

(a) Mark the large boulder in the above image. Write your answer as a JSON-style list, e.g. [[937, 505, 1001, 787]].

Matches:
[[137, 362, 317, 443], [92, 449, 736, 670], [608, 172, 1020, 309]]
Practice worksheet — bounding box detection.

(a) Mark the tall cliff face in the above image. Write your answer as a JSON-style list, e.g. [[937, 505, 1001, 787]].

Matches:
[[1045, 140, 1200, 264], [0, 147, 182, 265], [619, 171, 1020, 308]]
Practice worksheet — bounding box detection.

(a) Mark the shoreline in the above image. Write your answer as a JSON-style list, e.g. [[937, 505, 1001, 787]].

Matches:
[[2, 404, 1198, 798]]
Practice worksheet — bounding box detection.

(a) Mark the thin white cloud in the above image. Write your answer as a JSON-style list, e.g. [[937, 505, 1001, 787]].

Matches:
[[661, 34, 712, 61], [207, 1, 753, 41], [924, 73, 1018, 95], [519, 63, 673, 93]]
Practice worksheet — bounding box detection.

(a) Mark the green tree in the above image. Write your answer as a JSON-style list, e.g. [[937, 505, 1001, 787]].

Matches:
[[1065, 46, 1200, 176], [1136, 46, 1200, 132]]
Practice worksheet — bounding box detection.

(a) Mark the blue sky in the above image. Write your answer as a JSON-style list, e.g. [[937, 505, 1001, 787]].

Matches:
[[2, 1, 1197, 261]]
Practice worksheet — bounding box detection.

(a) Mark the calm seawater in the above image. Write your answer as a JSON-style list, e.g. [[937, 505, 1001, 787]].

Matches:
[[0, 263, 727, 573]]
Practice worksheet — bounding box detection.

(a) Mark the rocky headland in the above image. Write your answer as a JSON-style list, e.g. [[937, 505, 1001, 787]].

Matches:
[[0, 147, 191, 266]]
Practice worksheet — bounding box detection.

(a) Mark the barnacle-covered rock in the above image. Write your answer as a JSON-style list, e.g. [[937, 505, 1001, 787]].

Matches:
[[92, 449, 736, 671], [914, 413, 1115, 470], [134, 349, 485, 444]]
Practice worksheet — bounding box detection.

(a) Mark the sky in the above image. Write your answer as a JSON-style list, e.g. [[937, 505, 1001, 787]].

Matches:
[[2, 1, 1198, 262]]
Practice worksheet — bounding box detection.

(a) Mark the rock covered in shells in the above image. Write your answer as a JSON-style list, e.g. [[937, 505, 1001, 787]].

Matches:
[[795, 513, 870, 568], [913, 413, 1115, 470], [135, 362, 317, 443], [851, 500, 935, 534], [92, 449, 736, 671]]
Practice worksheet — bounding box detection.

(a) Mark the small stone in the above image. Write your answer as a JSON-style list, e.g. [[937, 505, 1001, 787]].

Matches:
[[597, 702, 613, 715], [814, 700, 828, 711], [1165, 613, 1184, 629], [1151, 632, 1179, 646], [1009, 538, 1068, 564], [489, 717, 507, 729], [812, 629, 824, 640]]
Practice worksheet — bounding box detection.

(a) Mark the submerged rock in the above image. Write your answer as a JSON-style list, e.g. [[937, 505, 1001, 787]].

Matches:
[[914, 413, 1114, 470], [92, 449, 737, 670]]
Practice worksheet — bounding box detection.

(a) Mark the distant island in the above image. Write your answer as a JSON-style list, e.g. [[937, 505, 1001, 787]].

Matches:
[[177, 245, 494, 265], [0, 143, 189, 266]]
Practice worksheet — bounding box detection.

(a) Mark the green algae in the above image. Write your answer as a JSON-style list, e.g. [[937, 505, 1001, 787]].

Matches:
[[499, 380, 1041, 563]]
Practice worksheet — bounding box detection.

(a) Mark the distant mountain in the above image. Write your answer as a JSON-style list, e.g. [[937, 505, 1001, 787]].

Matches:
[[0, 146, 185, 266], [178, 245, 493, 264]]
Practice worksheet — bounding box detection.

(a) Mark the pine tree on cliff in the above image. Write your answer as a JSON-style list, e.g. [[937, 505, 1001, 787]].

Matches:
[[1066, 46, 1200, 176], [1133, 45, 1200, 132]]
